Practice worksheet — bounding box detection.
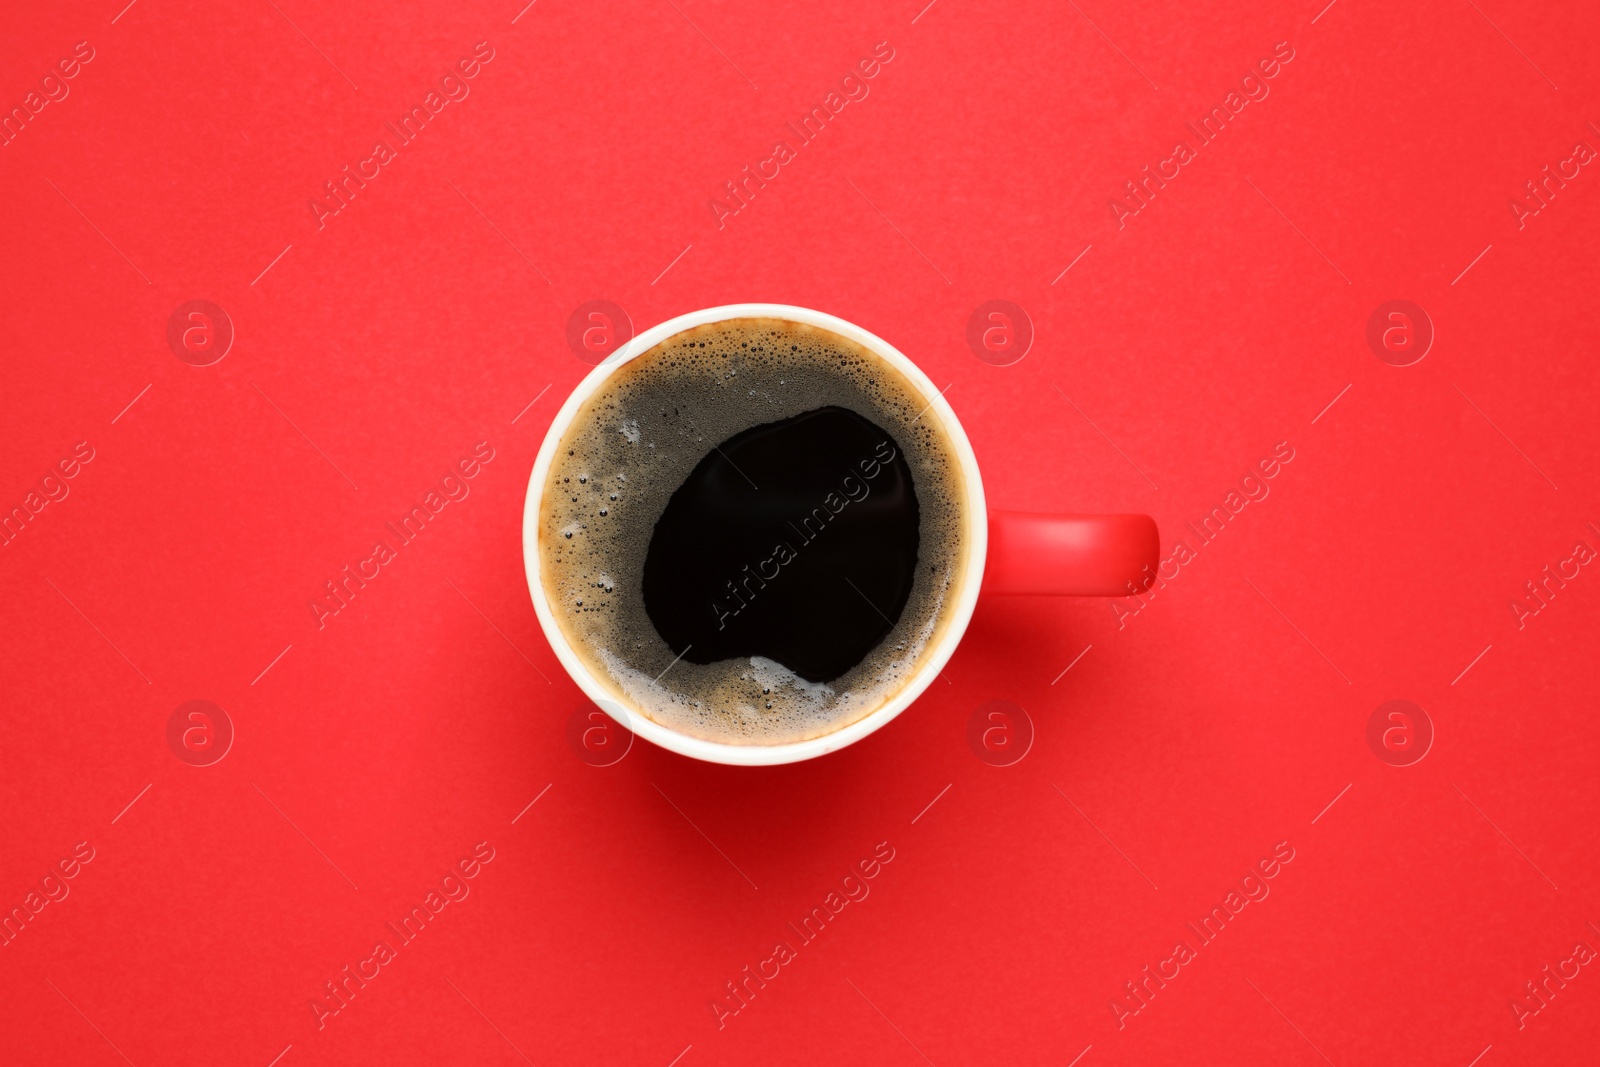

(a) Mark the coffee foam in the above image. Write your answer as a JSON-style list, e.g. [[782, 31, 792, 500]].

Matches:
[[539, 317, 967, 745]]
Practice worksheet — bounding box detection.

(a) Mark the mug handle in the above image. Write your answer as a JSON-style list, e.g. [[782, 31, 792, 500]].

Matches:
[[983, 511, 1159, 596]]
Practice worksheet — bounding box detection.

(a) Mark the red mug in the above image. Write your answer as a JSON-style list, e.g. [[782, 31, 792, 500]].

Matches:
[[523, 304, 1157, 764]]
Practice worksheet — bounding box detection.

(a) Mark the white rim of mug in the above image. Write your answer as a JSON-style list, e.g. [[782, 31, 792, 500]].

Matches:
[[522, 304, 988, 766]]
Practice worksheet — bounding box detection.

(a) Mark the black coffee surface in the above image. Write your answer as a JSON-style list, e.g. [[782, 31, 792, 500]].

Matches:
[[538, 316, 966, 745], [643, 407, 918, 682]]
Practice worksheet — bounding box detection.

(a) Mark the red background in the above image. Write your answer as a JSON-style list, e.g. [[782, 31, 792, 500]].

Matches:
[[3, 0, 1598, 1064]]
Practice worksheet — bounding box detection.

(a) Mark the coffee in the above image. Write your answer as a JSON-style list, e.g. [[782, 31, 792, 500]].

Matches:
[[538, 317, 967, 745]]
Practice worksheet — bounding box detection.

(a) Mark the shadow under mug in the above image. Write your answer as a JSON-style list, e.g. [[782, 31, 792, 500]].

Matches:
[[522, 304, 1158, 766]]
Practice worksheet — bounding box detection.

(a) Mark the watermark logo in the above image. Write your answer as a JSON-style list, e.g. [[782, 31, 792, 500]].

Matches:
[[0, 841, 95, 951], [1, 441, 95, 552], [707, 41, 896, 230], [965, 300, 1032, 367], [1366, 300, 1432, 367], [310, 442, 495, 630], [1509, 134, 1596, 230], [1110, 841, 1296, 1029], [566, 301, 632, 365], [1366, 699, 1432, 767], [709, 841, 896, 1029], [167, 700, 234, 767], [708, 439, 898, 633], [967, 700, 1033, 766], [308, 840, 496, 1031], [1107, 41, 1296, 229], [567, 702, 633, 766], [1509, 529, 1596, 630], [1114, 441, 1295, 628], [0, 41, 96, 151], [1510, 935, 1596, 1030], [166, 300, 234, 366], [308, 42, 497, 231]]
